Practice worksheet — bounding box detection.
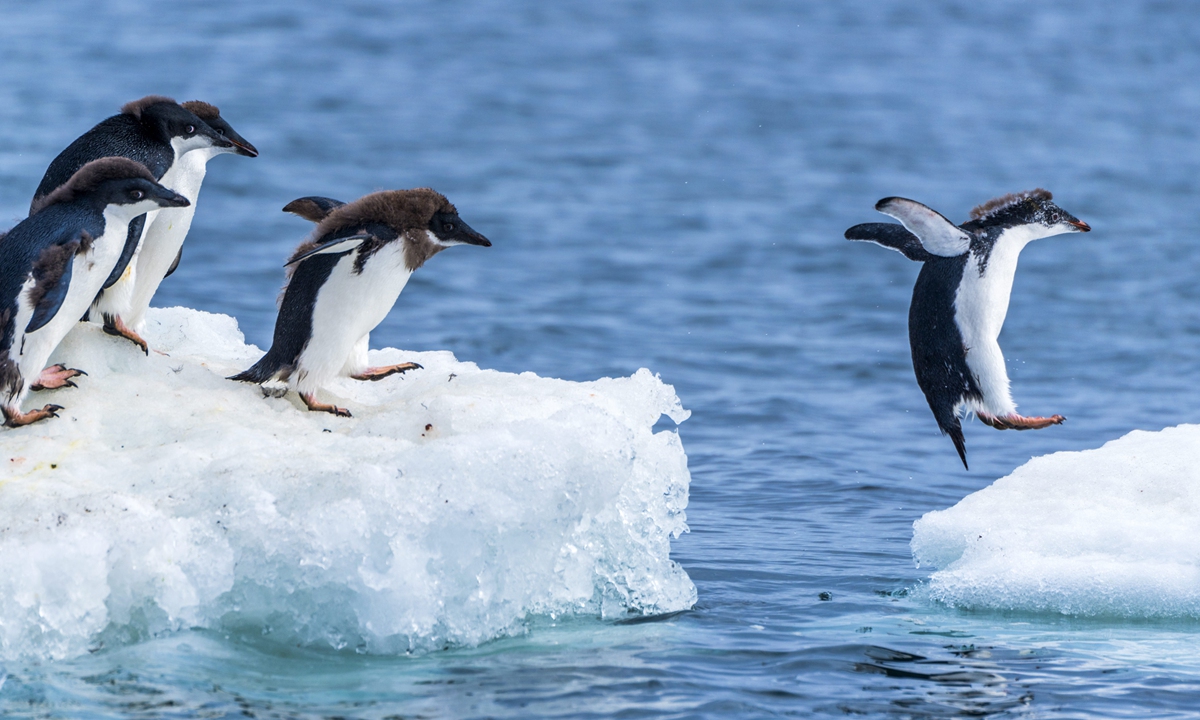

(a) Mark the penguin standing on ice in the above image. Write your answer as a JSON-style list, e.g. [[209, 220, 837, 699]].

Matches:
[[231, 189, 491, 417], [30, 95, 249, 352], [845, 189, 1090, 468], [1, 158, 189, 427]]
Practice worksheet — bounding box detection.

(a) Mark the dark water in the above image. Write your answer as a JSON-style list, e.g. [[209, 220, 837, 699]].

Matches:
[[3, 0, 1200, 716]]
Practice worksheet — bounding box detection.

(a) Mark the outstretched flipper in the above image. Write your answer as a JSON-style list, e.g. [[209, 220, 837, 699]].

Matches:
[[229, 348, 290, 384], [875, 197, 971, 257], [283, 196, 345, 223], [845, 223, 934, 262], [351, 362, 422, 381]]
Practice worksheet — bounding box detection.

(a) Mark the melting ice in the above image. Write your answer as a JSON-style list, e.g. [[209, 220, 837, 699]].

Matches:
[[0, 308, 696, 661], [912, 427, 1200, 618]]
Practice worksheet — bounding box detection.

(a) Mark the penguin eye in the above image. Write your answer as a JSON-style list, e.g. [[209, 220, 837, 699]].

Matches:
[[444, 222, 455, 232], [130, 190, 145, 200], [185, 125, 196, 135], [1049, 211, 1061, 224], [216, 128, 225, 135]]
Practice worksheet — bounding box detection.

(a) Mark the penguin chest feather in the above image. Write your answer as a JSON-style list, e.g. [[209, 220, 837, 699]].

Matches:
[[295, 241, 413, 393], [952, 232, 1032, 416]]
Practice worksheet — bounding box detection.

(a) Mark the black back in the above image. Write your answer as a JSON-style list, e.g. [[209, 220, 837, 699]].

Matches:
[[32, 113, 177, 297], [32, 115, 174, 206], [909, 255, 981, 469]]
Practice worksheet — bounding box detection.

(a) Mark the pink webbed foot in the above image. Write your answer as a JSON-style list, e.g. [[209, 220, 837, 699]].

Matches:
[[102, 316, 149, 355], [301, 393, 352, 418], [351, 362, 423, 382], [978, 413, 1065, 431], [31, 364, 87, 391], [3, 403, 63, 427]]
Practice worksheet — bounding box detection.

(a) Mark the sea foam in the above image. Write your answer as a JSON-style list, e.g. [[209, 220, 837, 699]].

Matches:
[[912, 427, 1200, 618], [0, 308, 695, 661]]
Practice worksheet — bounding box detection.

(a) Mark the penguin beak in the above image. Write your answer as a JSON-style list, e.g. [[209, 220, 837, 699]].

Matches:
[[1068, 219, 1091, 232], [154, 188, 191, 208], [227, 134, 259, 158], [461, 229, 491, 247]]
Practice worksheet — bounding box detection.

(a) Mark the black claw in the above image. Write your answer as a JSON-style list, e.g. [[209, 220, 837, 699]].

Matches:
[[64, 381, 77, 389], [75, 369, 88, 377]]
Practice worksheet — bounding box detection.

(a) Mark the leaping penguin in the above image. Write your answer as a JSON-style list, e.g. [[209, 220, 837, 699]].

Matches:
[[1, 158, 189, 427], [845, 189, 1090, 468], [230, 189, 491, 417], [29, 95, 240, 352]]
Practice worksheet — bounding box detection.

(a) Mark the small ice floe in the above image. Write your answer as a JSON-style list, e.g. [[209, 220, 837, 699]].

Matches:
[[912, 427, 1200, 618]]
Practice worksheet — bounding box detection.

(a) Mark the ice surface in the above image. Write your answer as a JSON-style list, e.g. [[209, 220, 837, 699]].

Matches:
[[912, 427, 1200, 617], [0, 308, 695, 661]]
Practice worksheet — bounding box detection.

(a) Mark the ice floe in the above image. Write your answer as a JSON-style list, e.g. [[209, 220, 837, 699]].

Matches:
[[0, 307, 695, 661], [912, 427, 1200, 618]]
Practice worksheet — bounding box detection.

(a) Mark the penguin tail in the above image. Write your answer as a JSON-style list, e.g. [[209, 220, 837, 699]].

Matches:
[[931, 402, 969, 470], [229, 350, 287, 385], [946, 421, 969, 470]]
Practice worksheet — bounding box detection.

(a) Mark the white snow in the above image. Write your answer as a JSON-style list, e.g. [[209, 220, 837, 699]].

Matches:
[[912, 427, 1200, 618], [0, 307, 695, 661]]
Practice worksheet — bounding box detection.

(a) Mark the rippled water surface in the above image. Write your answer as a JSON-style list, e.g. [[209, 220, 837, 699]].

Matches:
[[4, 1, 1200, 717]]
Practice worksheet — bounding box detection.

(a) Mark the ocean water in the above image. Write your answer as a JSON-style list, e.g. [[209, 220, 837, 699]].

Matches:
[[2, 0, 1200, 717]]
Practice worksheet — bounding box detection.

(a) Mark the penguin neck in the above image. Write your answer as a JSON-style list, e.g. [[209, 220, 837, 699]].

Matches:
[[162, 144, 224, 202]]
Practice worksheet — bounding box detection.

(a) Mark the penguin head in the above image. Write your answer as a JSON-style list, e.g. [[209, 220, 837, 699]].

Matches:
[[967, 189, 1091, 240], [181, 101, 259, 157], [30, 157, 190, 216], [121, 96, 235, 155], [428, 210, 492, 249]]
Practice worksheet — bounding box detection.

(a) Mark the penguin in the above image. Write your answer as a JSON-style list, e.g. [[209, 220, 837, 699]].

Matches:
[[1, 158, 189, 427], [845, 189, 1090, 468], [30, 95, 237, 352], [119, 100, 258, 338], [231, 189, 491, 417]]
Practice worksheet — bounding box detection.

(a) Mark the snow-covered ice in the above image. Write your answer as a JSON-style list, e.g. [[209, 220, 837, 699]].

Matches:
[[912, 427, 1200, 617], [0, 307, 696, 661]]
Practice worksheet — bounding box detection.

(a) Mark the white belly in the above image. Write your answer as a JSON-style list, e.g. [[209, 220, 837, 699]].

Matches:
[[954, 236, 1030, 416], [294, 243, 412, 396], [14, 213, 130, 400]]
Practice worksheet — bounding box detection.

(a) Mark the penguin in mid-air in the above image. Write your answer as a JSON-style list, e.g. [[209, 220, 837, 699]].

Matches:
[[30, 95, 247, 353], [231, 189, 491, 417], [845, 189, 1090, 468], [1, 158, 189, 427]]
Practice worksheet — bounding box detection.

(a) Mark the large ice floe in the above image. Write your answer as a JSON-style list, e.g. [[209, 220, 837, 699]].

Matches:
[[912, 427, 1200, 618], [0, 307, 695, 661]]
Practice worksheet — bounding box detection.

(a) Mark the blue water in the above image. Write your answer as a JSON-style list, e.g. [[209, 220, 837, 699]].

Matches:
[[3, 0, 1200, 716]]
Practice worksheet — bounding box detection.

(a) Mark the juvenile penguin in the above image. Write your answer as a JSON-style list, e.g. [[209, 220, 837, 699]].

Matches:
[[30, 95, 238, 352], [2, 158, 189, 427], [845, 189, 1090, 468], [231, 189, 491, 417]]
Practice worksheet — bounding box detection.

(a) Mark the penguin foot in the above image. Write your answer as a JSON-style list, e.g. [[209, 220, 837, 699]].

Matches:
[[301, 393, 352, 417], [352, 363, 423, 381], [3, 403, 63, 427], [102, 316, 149, 355], [31, 364, 87, 391], [978, 413, 1065, 431]]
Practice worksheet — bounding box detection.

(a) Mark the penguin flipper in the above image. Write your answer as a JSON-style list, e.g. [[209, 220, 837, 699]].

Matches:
[[101, 214, 147, 289], [283, 196, 346, 223], [26, 231, 89, 334], [163, 247, 183, 279], [845, 223, 934, 262], [875, 197, 971, 257], [284, 234, 371, 267]]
